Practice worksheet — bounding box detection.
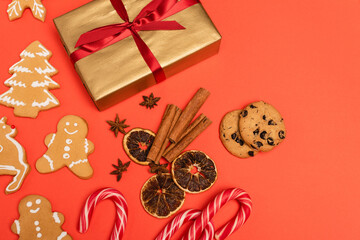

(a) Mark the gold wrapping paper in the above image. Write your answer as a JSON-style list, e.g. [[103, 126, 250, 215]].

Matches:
[[54, 0, 221, 110]]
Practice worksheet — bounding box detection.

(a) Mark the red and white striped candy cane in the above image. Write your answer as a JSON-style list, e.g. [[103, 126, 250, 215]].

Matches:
[[78, 188, 128, 240], [183, 188, 252, 240], [155, 209, 215, 240]]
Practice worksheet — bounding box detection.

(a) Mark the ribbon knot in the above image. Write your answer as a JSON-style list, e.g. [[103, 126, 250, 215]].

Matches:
[[71, 0, 199, 83]]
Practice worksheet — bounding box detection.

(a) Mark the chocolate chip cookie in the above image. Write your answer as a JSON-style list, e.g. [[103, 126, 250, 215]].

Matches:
[[239, 101, 286, 152], [220, 110, 258, 158]]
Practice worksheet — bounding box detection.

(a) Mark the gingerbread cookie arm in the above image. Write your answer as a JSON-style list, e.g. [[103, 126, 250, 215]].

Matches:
[[44, 133, 56, 147], [11, 219, 21, 235], [85, 139, 95, 154], [53, 212, 65, 225]]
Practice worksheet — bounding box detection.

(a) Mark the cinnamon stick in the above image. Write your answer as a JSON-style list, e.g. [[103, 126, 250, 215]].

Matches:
[[154, 107, 182, 164], [163, 113, 206, 156], [147, 104, 178, 163], [163, 116, 212, 162], [168, 88, 210, 143]]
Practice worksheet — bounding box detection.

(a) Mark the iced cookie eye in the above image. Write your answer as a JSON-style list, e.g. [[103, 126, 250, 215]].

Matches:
[[26, 202, 32, 207], [66, 122, 70, 126], [36, 199, 41, 204], [74, 123, 78, 126]]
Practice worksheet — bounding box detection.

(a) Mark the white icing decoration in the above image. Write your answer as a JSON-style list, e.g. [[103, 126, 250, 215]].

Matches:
[[37, 232, 42, 238], [64, 146, 70, 151], [14, 220, 20, 234], [20, 50, 35, 58], [66, 139, 72, 144], [53, 212, 60, 223], [10, 59, 32, 73], [66, 122, 69, 125], [48, 134, 56, 147], [30, 207, 40, 213], [1, 128, 28, 192], [26, 201, 32, 207], [64, 128, 78, 135], [0, 118, 4, 123], [58, 232, 68, 240], [69, 159, 88, 168], [36, 44, 50, 57], [32, 0, 45, 19], [7, 0, 22, 17], [0, 145, 3, 152], [34, 221, 39, 226], [0, 88, 26, 106], [84, 139, 89, 153], [31, 75, 59, 88], [36, 227, 40, 231], [32, 89, 59, 107], [2, 126, 5, 129], [63, 153, 70, 159], [5, 73, 26, 87], [74, 123, 78, 126], [43, 154, 54, 171], [36, 199, 41, 204], [34, 59, 56, 74]]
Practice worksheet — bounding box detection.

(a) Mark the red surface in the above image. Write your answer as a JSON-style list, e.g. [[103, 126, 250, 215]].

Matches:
[[0, 0, 360, 239]]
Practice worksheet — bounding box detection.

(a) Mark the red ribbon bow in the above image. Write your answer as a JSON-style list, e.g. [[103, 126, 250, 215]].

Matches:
[[71, 0, 199, 83]]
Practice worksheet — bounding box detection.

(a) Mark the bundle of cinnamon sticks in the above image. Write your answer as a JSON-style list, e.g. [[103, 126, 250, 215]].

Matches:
[[147, 88, 212, 164]]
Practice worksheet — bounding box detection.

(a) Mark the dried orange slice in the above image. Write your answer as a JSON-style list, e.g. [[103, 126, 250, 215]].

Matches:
[[171, 150, 217, 193], [123, 128, 155, 165], [141, 174, 185, 218]]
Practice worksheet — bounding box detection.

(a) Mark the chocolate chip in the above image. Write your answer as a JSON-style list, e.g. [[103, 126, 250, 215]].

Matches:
[[250, 104, 257, 108], [239, 139, 244, 146], [253, 128, 259, 135], [267, 138, 274, 145], [248, 151, 254, 157], [241, 110, 248, 117], [268, 120, 277, 125], [278, 130, 285, 139], [223, 134, 225, 138], [263, 115, 266, 120], [260, 131, 267, 139], [231, 133, 237, 140], [250, 144, 257, 149], [256, 141, 263, 148]]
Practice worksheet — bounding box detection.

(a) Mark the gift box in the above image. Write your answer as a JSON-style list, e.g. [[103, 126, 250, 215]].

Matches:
[[54, 0, 221, 111]]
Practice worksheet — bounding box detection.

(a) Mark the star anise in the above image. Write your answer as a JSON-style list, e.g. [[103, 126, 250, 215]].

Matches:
[[148, 161, 169, 175], [110, 158, 131, 182], [106, 114, 130, 137], [140, 93, 160, 109]]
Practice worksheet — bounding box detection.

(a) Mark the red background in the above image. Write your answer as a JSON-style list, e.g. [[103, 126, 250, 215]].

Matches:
[[1, 0, 360, 239]]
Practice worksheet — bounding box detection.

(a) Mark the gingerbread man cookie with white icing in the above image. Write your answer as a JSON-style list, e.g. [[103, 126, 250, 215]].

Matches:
[[7, 0, 46, 22], [36, 115, 95, 179], [11, 195, 72, 240], [0, 116, 30, 194]]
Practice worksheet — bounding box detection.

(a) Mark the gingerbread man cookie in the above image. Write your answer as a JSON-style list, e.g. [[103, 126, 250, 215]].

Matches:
[[7, 0, 46, 22], [36, 115, 95, 179], [11, 195, 72, 240], [0, 117, 30, 194]]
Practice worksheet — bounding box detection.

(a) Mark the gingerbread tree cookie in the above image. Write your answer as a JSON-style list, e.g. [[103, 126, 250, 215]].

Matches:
[[36, 115, 95, 179], [0, 116, 30, 194], [11, 195, 72, 239], [7, 0, 46, 22], [0, 41, 60, 118]]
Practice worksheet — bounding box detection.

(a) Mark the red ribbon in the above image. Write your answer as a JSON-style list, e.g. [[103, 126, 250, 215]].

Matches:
[[71, 0, 199, 83]]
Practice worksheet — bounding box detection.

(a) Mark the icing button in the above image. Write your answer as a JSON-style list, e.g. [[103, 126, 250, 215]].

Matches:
[[34, 221, 39, 226], [63, 153, 70, 159], [36, 227, 40, 231], [64, 146, 70, 151], [66, 139, 72, 144]]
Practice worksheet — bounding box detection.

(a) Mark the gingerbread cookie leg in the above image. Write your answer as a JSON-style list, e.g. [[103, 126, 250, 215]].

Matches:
[[3, 161, 30, 194], [69, 160, 93, 179], [36, 154, 65, 173]]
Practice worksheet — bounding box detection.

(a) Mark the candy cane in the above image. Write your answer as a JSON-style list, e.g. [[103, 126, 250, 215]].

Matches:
[[155, 209, 215, 240], [183, 188, 252, 240], [78, 188, 128, 240]]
